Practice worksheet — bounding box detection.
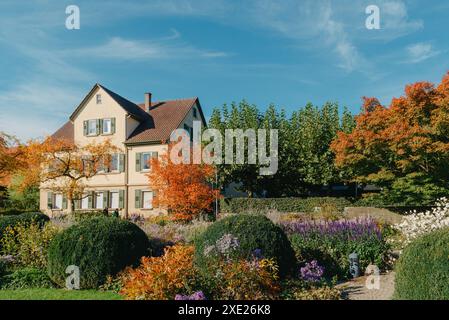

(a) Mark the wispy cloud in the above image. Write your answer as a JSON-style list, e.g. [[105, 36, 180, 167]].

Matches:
[[69, 35, 229, 61], [405, 42, 440, 63]]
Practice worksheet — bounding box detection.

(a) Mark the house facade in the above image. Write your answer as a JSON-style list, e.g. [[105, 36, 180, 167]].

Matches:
[[39, 84, 206, 218]]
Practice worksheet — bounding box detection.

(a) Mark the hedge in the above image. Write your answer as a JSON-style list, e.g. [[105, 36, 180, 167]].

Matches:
[[395, 228, 449, 300], [47, 217, 151, 289], [220, 197, 353, 214]]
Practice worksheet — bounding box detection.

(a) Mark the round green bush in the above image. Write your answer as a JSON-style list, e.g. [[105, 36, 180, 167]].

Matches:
[[47, 217, 151, 289], [395, 228, 449, 300], [194, 215, 296, 277]]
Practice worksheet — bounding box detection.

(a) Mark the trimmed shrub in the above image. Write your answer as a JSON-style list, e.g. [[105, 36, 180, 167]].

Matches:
[[47, 217, 151, 289], [194, 215, 296, 278], [0, 208, 23, 216], [220, 197, 352, 214], [395, 228, 449, 300]]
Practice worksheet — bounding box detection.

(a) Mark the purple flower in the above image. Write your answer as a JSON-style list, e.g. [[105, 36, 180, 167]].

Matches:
[[300, 260, 324, 282], [253, 248, 263, 259], [175, 291, 207, 300]]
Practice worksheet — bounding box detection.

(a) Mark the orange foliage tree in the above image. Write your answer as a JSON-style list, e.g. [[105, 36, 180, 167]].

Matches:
[[17, 137, 118, 211], [0, 132, 25, 186], [147, 145, 220, 222], [331, 72, 449, 204]]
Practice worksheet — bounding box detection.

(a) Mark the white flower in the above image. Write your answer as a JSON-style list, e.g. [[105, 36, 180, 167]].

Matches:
[[394, 198, 449, 245]]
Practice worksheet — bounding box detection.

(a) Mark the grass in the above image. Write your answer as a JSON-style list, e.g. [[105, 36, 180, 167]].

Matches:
[[0, 288, 123, 300]]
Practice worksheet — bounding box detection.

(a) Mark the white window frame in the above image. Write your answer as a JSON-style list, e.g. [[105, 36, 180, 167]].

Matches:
[[141, 153, 152, 171], [110, 153, 120, 172], [110, 191, 119, 209], [142, 191, 153, 209], [95, 192, 104, 209], [102, 118, 112, 135], [54, 194, 63, 210], [87, 119, 97, 136], [81, 195, 89, 209], [96, 94, 102, 104]]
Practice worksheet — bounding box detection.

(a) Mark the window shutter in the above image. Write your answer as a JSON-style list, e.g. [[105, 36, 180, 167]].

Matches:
[[83, 121, 88, 136], [119, 154, 125, 172], [111, 118, 116, 134], [96, 119, 100, 136], [88, 192, 94, 209], [99, 119, 104, 135], [103, 191, 109, 209], [62, 196, 68, 210], [47, 192, 53, 209], [135, 190, 142, 209], [74, 199, 80, 210], [119, 190, 125, 209], [135, 153, 142, 172]]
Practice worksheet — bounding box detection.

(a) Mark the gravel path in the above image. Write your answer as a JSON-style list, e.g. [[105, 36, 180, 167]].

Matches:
[[337, 272, 396, 300]]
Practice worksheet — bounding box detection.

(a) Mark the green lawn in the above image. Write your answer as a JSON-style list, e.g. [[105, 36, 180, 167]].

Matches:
[[0, 288, 123, 300]]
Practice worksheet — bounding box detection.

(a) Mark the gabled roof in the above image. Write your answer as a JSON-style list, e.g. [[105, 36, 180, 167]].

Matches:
[[51, 121, 74, 141], [52, 84, 207, 145], [125, 97, 204, 145], [69, 83, 147, 121]]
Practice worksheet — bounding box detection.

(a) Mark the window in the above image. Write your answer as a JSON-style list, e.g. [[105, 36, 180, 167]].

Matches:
[[95, 192, 104, 209], [184, 124, 193, 141], [142, 153, 152, 171], [81, 195, 89, 209], [110, 154, 119, 171], [110, 192, 119, 209], [54, 194, 63, 210], [193, 108, 197, 118], [102, 118, 112, 135], [96, 94, 102, 104], [88, 119, 97, 136], [142, 191, 153, 209]]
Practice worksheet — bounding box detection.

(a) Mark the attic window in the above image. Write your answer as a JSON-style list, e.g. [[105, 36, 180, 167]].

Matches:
[[193, 108, 197, 118], [96, 94, 102, 104]]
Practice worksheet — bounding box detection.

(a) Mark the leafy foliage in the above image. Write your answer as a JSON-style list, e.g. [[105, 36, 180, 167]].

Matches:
[[332, 73, 449, 205], [147, 145, 220, 222], [47, 217, 150, 289], [1, 267, 54, 289], [120, 245, 200, 300], [209, 100, 355, 197], [194, 215, 296, 278], [18, 137, 119, 211], [0, 212, 49, 245], [395, 228, 449, 300], [0, 222, 59, 268], [0, 132, 24, 186]]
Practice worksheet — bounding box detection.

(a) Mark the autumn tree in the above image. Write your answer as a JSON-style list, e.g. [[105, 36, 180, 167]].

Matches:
[[17, 137, 119, 212], [0, 132, 24, 186], [147, 144, 220, 222], [331, 72, 449, 205]]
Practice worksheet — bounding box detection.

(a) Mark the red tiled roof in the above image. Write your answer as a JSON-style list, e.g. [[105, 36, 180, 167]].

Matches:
[[51, 86, 205, 145], [51, 121, 74, 141], [125, 98, 199, 144]]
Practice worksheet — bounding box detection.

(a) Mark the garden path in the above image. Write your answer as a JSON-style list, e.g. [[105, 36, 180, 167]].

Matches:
[[337, 271, 395, 300]]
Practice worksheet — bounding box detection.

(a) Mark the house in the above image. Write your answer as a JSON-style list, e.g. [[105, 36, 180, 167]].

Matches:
[[39, 83, 207, 218]]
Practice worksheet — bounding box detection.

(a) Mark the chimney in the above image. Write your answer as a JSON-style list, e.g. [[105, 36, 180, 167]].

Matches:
[[144, 92, 152, 112]]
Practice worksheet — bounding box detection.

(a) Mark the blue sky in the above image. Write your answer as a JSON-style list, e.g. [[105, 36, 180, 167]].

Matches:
[[1, 0, 449, 140]]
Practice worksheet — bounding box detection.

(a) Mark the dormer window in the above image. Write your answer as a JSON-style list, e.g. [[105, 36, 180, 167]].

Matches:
[[96, 94, 102, 104]]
